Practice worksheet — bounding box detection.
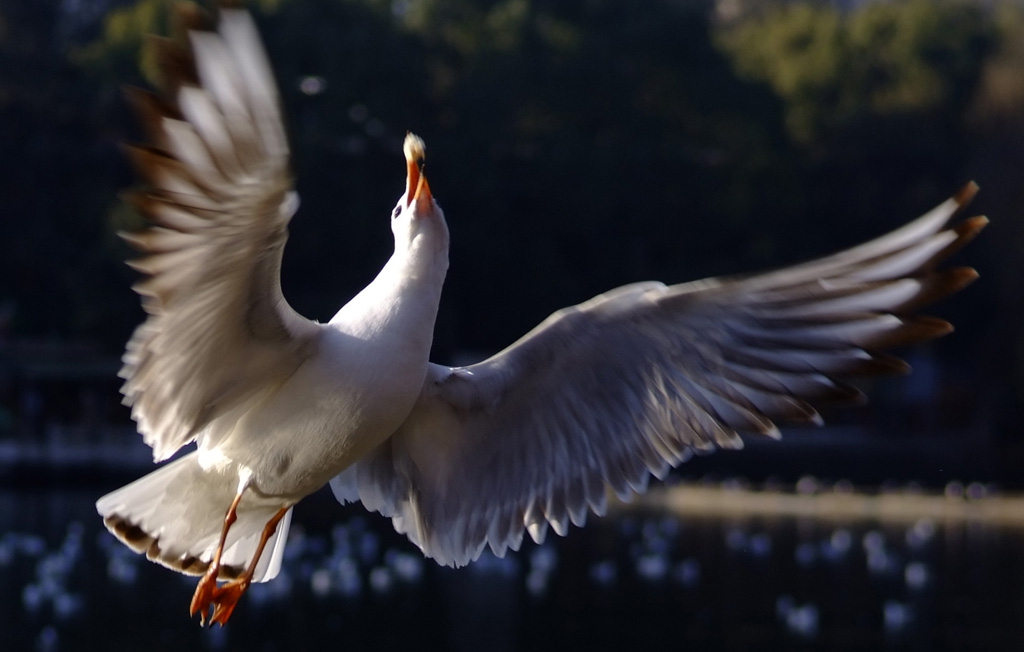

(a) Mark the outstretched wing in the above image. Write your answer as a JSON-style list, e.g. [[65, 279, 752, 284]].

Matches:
[[119, 9, 320, 462], [332, 184, 985, 566]]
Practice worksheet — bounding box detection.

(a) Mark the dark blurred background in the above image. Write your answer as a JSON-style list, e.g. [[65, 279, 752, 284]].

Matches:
[[2, 0, 1022, 486], [1, 0, 1024, 650]]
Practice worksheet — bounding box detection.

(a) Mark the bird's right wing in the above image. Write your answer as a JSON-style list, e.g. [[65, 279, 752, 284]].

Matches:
[[332, 184, 985, 566], [119, 8, 320, 462]]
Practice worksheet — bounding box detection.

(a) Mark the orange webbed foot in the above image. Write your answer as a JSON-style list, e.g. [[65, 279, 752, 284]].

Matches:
[[208, 578, 251, 627], [190, 572, 219, 626], [187, 502, 289, 627]]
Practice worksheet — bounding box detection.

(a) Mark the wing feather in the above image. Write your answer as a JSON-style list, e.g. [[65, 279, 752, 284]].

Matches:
[[119, 8, 319, 462], [333, 184, 984, 566]]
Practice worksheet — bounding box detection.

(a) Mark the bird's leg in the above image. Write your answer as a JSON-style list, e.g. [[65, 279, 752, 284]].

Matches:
[[190, 491, 244, 626], [206, 505, 291, 627]]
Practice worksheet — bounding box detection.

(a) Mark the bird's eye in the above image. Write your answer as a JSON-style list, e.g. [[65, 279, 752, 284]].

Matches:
[[392, 205, 402, 219]]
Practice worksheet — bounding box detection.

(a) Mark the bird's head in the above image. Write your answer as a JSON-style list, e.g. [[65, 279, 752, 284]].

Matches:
[[391, 132, 448, 258]]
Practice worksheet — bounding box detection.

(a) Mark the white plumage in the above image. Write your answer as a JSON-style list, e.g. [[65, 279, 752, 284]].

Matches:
[[96, 7, 986, 623]]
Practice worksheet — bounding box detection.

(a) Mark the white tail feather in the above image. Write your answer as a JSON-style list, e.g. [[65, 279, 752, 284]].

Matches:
[[96, 451, 292, 582]]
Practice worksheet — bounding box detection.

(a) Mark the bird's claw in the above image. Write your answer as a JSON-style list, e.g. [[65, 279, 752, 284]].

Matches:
[[209, 580, 248, 626], [190, 573, 250, 627], [190, 572, 218, 626], [187, 503, 286, 627]]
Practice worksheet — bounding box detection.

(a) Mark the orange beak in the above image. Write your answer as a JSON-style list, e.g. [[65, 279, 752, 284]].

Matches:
[[403, 132, 431, 209], [414, 167, 432, 207], [405, 155, 421, 204]]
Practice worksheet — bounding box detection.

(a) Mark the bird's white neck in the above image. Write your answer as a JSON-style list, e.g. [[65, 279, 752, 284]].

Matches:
[[329, 219, 449, 346], [401, 221, 449, 277]]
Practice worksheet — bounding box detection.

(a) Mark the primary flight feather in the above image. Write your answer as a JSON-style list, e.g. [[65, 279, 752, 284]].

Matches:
[[96, 6, 986, 625]]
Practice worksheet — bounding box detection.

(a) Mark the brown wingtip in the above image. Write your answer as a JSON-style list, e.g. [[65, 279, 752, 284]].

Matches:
[[921, 214, 988, 272], [123, 84, 182, 118], [942, 267, 980, 298], [121, 143, 174, 185], [954, 181, 979, 208], [910, 314, 955, 339], [119, 189, 158, 222], [903, 267, 980, 314], [123, 86, 182, 146], [147, 35, 199, 93], [865, 353, 912, 375], [864, 315, 954, 350], [119, 231, 148, 252], [173, 2, 213, 33], [956, 215, 989, 241]]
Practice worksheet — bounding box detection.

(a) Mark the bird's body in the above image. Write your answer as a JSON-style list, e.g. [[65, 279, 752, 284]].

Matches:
[[205, 205, 449, 500], [97, 6, 986, 625]]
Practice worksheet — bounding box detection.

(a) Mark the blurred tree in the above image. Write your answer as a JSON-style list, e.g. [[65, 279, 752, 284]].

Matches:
[[718, 0, 991, 145], [716, 0, 994, 253], [0, 0, 1004, 370]]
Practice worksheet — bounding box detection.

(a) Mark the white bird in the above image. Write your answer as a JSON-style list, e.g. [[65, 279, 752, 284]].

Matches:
[[96, 7, 986, 626]]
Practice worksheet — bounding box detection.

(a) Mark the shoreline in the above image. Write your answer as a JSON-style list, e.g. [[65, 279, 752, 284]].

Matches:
[[624, 481, 1024, 527]]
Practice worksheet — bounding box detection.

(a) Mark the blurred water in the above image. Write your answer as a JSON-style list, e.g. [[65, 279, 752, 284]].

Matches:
[[1, 487, 1023, 652]]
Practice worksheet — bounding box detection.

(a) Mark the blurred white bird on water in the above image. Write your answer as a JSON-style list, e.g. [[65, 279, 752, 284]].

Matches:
[[95, 5, 986, 626]]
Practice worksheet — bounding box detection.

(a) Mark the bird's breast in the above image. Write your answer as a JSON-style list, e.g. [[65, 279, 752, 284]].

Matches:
[[214, 325, 431, 498]]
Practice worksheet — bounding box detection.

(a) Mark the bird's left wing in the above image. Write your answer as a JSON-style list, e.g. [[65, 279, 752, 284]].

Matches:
[[119, 8, 320, 461], [331, 185, 985, 566]]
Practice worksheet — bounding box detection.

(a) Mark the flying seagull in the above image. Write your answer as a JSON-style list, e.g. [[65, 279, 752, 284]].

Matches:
[[96, 6, 986, 626]]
